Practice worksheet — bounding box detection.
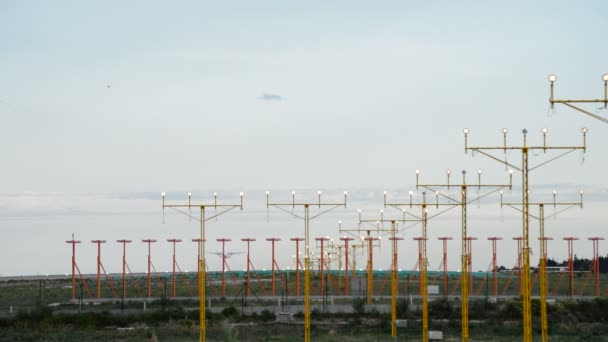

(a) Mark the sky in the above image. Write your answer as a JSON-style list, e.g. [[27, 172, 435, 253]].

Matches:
[[1, 1, 607, 277]]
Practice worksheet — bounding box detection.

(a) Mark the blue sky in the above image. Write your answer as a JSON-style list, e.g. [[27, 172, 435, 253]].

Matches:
[[1, 1, 607, 276]]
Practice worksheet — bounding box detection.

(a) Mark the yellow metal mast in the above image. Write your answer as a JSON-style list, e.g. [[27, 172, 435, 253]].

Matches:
[[465, 127, 587, 342], [266, 191, 347, 342], [162, 192, 243, 342], [385, 169, 511, 342]]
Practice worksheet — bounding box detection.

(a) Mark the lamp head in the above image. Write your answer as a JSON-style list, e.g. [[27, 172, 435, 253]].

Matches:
[[548, 74, 556, 82], [542, 128, 548, 134], [463, 128, 469, 134], [161, 192, 165, 197], [187, 192, 191, 196], [502, 128, 508, 134], [582, 127, 588, 133], [603, 74, 608, 82]]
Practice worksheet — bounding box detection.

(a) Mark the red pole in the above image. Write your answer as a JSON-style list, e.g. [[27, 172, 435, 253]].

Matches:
[[465, 237, 477, 293], [588, 237, 604, 297], [217, 238, 231, 297], [513, 237, 523, 295], [315, 237, 330, 296], [266, 238, 281, 296], [563, 237, 579, 297], [192, 238, 206, 296], [291, 238, 304, 296], [414, 237, 426, 295], [65, 239, 81, 300], [117, 240, 132, 300], [340, 237, 355, 296], [91, 240, 106, 299], [389, 237, 403, 294], [142, 239, 157, 298], [168, 239, 182, 297], [438, 237, 452, 296], [241, 238, 255, 297], [487, 237, 502, 297]]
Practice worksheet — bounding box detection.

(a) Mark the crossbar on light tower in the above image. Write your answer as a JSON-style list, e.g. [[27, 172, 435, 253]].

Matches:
[[464, 127, 587, 342], [162, 191, 243, 342], [385, 169, 511, 342], [501, 190, 583, 342], [266, 190, 347, 342], [548, 74, 608, 124]]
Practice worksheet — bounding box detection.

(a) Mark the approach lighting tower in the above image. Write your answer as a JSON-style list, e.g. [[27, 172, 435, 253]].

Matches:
[[358, 212, 413, 339], [464, 127, 587, 342], [548, 74, 608, 124], [385, 169, 511, 342], [501, 190, 583, 342], [162, 191, 243, 342], [65, 239, 93, 300], [266, 190, 347, 342]]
